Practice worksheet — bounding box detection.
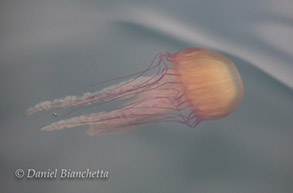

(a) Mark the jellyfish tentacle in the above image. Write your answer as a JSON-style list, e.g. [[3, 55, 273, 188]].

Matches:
[[62, 69, 180, 117], [40, 93, 178, 136], [40, 80, 184, 135], [26, 76, 154, 116], [85, 52, 165, 88], [26, 53, 173, 116]]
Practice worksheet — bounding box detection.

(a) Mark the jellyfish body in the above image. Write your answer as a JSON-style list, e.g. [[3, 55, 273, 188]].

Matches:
[[26, 48, 244, 136]]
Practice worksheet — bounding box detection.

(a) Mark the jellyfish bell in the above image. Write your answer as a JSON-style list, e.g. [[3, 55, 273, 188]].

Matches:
[[26, 48, 244, 136], [172, 48, 244, 120]]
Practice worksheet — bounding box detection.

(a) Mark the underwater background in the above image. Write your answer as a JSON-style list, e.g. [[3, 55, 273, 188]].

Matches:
[[1, 0, 292, 192]]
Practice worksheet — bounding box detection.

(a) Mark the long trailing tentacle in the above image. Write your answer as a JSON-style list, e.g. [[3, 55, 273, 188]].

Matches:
[[26, 76, 153, 116], [40, 90, 179, 136], [26, 53, 171, 116]]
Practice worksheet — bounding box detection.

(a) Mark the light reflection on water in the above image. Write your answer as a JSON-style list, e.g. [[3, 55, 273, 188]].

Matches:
[[0, 0, 292, 193]]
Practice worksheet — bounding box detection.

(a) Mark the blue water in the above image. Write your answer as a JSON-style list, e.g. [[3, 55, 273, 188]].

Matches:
[[1, 0, 292, 192]]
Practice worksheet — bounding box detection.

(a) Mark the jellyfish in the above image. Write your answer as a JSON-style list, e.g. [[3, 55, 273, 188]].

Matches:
[[26, 48, 244, 136]]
